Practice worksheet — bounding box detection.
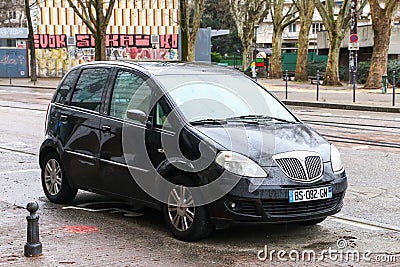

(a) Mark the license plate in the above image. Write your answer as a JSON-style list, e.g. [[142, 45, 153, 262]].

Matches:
[[289, 186, 332, 203]]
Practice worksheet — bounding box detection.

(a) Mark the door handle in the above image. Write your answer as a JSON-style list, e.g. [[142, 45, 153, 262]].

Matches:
[[60, 115, 68, 121], [102, 125, 111, 131]]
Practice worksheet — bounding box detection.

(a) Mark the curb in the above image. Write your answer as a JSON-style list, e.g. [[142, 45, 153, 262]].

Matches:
[[282, 100, 400, 113]]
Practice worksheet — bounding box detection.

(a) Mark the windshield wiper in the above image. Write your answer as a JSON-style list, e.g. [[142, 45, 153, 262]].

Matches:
[[190, 118, 227, 125], [227, 115, 296, 124]]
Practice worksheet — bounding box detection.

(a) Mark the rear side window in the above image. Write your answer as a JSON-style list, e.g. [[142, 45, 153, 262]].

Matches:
[[71, 68, 110, 112], [110, 70, 152, 121], [54, 69, 77, 105]]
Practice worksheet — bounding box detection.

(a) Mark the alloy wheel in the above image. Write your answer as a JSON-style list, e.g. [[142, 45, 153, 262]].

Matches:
[[167, 185, 195, 232], [44, 159, 62, 196]]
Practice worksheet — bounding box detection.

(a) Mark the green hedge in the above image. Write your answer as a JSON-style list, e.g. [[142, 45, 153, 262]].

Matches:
[[307, 62, 348, 81], [356, 60, 400, 85], [211, 52, 222, 63]]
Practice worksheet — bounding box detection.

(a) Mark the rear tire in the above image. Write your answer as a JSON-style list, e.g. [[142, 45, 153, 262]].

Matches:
[[162, 174, 213, 241], [41, 152, 77, 204], [297, 217, 327, 225]]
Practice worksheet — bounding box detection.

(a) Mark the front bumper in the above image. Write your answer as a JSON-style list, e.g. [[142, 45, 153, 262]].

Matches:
[[207, 172, 347, 229]]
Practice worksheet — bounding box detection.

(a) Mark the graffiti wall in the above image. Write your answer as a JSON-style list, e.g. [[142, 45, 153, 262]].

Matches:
[[35, 34, 179, 77]]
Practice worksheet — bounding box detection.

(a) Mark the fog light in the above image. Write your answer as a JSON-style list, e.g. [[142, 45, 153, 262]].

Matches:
[[230, 202, 236, 209]]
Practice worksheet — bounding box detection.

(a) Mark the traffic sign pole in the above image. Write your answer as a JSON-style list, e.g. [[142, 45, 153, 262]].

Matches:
[[349, 0, 358, 103]]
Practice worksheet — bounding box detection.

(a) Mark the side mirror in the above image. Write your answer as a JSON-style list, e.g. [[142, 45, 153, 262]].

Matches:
[[126, 109, 147, 123]]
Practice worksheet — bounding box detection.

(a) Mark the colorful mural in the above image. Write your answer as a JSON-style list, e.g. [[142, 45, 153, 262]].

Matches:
[[31, 0, 180, 77], [36, 46, 178, 77]]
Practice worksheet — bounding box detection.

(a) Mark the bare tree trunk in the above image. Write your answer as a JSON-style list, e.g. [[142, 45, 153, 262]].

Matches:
[[242, 43, 252, 71], [180, 0, 188, 61], [294, 18, 312, 81], [364, 22, 391, 89], [271, 28, 283, 79], [67, 0, 115, 62], [315, 0, 369, 87], [364, 0, 399, 89], [229, 0, 270, 70], [187, 39, 196, 61], [294, 0, 315, 81], [179, 0, 205, 62], [269, 0, 297, 79], [324, 35, 342, 86], [25, 0, 37, 81]]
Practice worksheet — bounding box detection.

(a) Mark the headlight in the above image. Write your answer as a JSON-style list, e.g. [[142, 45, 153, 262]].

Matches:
[[331, 144, 344, 174], [215, 151, 267, 177]]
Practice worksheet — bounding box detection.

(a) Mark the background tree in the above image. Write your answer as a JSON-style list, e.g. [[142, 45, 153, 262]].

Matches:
[[229, 0, 270, 70], [270, 0, 298, 79], [66, 0, 116, 61], [364, 0, 400, 89], [315, 0, 368, 86], [180, 0, 206, 62], [25, 0, 36, 82], [201, 0, 242, 56], [293, 0, 315, 81]]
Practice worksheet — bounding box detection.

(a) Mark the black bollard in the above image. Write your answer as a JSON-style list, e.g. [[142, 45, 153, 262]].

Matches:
[[393, 70, 396, 106], [316, 70, 320, 101], [24, 202, 42, 257], [285, 70, 288, 99]]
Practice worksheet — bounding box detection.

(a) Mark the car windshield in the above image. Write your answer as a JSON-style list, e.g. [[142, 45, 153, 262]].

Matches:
[[156, 74, 297, 123]]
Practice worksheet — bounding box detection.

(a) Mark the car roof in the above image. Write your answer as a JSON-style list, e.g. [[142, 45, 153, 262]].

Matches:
[[73, 61, 243, 77]]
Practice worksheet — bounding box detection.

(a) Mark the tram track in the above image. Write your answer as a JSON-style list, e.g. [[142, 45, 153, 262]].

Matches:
[[297, 112, 400, 151]]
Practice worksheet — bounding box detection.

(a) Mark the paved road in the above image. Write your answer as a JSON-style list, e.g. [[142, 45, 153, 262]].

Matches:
[[0, 86, 399, 266]]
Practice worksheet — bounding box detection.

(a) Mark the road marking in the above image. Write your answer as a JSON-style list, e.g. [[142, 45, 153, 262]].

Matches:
[[321, 113, 332, 116], [359, 115, 371, 119], [352, 145, 370, 150], [331, 215, 400, 233], [0, 147, 36, 156], [10, 90, 18, 93], [395, 118, 400, 121], [0, 169, 41, 175], [331, 218, 383, 231]]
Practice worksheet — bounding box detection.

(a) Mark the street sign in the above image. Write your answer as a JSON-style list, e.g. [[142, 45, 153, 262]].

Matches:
[[348, 42, 359, 51], [350, 34, 358, 43], [255, 57, 264, 67]]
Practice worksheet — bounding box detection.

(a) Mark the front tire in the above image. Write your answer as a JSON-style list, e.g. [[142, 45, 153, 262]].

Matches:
[[162, 175, 213, 241], [41, 152, 77, 204]]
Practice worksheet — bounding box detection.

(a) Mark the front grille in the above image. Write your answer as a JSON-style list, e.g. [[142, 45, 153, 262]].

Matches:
[[275, 158, 307, 180], [273, 151, 323, 182], [262, 193, 343, 217], [305, 156, 322, 179]]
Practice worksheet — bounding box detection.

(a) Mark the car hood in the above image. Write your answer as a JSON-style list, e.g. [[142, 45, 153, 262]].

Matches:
[[193, 123, 331, 167]]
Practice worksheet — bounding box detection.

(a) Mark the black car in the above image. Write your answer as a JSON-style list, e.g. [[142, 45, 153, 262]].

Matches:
[[39, 61, 347, 241]]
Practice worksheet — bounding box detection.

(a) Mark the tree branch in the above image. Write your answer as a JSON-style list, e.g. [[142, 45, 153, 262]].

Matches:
[[66, 0, 96, 33]]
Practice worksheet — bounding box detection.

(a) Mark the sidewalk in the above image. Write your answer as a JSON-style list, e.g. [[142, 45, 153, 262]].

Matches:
[[259, 78, 400, 113], [1, 77, 399, 113]]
